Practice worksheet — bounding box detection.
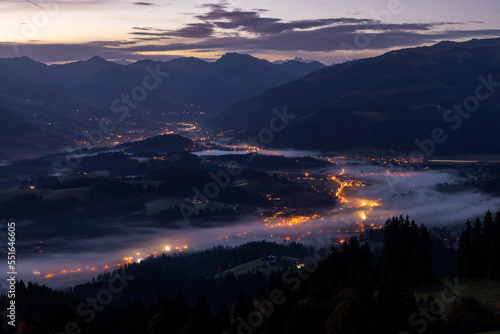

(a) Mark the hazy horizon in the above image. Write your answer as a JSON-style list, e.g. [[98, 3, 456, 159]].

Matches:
[[1, 0, 500, 63]]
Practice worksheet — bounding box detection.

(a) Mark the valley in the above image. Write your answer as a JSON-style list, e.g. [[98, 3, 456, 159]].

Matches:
[[1, 130, 498, 288]]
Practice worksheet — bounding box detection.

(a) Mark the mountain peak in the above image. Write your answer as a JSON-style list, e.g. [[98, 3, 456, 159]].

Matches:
[[169, 56, 207, 64], [0, 55, 48, 70], [19, 55, 34, 61], [87, 55, 108, 63], [216, 53, 270, 67], [113, 59, 132, 65], [221, 52, 242, 57], [273, 57, 323, 66], [7, 55, 39, 64], [217, 52, 251, 61]]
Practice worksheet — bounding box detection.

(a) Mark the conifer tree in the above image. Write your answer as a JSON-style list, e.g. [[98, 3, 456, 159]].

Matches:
[[458, 220, 472, 277]]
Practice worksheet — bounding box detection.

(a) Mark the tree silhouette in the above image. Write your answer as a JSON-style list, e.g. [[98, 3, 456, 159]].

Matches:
[[458, 211, 500, 279], [188, 294, 211, 334], [172, 293, 188, 332]]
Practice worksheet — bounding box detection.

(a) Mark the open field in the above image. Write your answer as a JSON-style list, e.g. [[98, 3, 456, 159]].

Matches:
[[415, 278, 500, 317]]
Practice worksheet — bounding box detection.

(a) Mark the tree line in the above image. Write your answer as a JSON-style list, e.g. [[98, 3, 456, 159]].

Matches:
[[458, 210, 500, 279]]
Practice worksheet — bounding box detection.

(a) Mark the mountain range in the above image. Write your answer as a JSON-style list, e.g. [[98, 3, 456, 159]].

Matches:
[[213, 38, 500, 156], [0, 53, 325, 160], [2, 38, 500, 160], [0, 53, 325, 112]]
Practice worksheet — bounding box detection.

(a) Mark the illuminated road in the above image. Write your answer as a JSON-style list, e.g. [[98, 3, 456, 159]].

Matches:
[[331, 168, 351, 203]]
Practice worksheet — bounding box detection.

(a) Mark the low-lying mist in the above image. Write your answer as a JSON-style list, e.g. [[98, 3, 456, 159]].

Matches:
[[2, 159, 499, 289]]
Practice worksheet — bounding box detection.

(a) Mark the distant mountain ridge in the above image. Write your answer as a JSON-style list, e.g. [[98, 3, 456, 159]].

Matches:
[[0, 53, 325, 160], [212, 38, 500, 156], [0, 53, 325, 113]]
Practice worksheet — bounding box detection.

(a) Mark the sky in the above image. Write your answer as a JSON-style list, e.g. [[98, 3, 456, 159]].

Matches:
[[0, 0, 499, 64]]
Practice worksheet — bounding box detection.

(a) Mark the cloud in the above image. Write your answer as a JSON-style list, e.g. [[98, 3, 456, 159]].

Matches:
[[123, 2, 496, 53], [117, 27, 500, 53], [347, 10, 363, 16], [192, 3, 460, 36], [130, 23, 214, 39], [168, 23, 214, 38], [3, 27, 500, 64], [133, 2, 159, 6], [131, 27, 158, 31], [4, 29, 499, 64], [194, 4, 374, 35], [124, 2, 493, 50], [2, 1, 499, 63]]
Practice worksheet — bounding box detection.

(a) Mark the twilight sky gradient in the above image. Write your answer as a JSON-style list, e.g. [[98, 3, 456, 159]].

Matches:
[[1, 0, 499, 63]]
